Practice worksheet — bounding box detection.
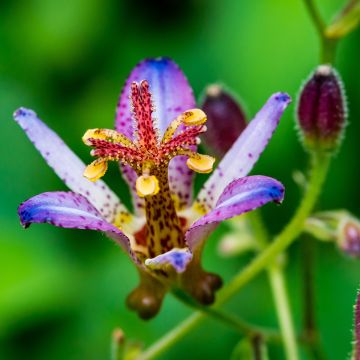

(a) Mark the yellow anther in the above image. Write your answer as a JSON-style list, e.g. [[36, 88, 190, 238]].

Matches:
[[136, 175, 160, 197], [83, 159, 108, 182], [186, 154, 215, 174], [162, 109, 207, 143], [82, 128, 134, 147], [182, 109, 207, 126]]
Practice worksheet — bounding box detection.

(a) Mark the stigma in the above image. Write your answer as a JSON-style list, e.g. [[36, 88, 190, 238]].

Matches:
[[82, 80, 215, 197]]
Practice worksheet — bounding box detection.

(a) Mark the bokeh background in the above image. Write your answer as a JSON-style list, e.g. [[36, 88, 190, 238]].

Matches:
[[1, 0, 360, 359]]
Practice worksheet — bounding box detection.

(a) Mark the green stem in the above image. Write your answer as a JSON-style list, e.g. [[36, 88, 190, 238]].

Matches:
[[303, 0, 338, 63], [172, 288, 281, 341], [302, 237, 327, 360], [268, 264, 299, 360], [140, 152, 331, 360], [217, 152, 330, 303], [138, 312, 204, 360], [249, 211, 299, 360], [321, 38, 337, 64], [303, 0, 326, 36]]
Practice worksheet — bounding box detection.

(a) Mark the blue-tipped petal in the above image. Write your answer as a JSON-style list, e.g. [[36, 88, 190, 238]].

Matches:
[[145, 248, 193, 273], [18, 191, 138, 262], [194, 93, 291, 213], [13, 108, 129, 224], [115, 58, 196, 213], [186, 176, 285, 252]]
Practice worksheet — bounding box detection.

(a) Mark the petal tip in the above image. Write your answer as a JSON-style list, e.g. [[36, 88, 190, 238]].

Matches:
[[271, 182, 285, 204], [273, 92, 291, 105], [18, 203, 32, 228], [13, 107, 36, 120]]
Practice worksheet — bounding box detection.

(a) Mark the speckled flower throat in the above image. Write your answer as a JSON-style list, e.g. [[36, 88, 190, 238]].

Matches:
[[82, 80, 215, 257]]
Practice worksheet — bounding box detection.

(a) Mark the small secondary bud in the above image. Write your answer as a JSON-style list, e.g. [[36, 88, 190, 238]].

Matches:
[[305, 210, 360, 258], [296, 64, 347, 152], [338, 218, 360, 258], [201, 84, 247, 157]]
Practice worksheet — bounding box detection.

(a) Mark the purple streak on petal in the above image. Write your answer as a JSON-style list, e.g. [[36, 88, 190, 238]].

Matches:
[[186, 176, 285, 251], [18, 191, 138, 262], [115, 58, 196, 211], [145, 248, 193, 273], [13, 108, 128, 223], [195, 93, 291, 211]]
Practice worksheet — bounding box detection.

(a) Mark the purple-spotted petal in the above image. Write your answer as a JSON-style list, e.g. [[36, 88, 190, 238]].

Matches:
[[14, 108, 128, 223], [145, 248, 193, 273], [195, 93, 291, 211], [115, 58, 196, 211], [186, 176, 285, 251], [18, 191, 138, 262]]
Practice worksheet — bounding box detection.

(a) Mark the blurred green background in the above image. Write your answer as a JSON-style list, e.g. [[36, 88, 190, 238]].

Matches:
[[1, 0, 359, 359]]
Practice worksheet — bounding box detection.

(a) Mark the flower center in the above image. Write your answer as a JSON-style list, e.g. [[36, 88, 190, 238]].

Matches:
[[82, 80, 215, 256]]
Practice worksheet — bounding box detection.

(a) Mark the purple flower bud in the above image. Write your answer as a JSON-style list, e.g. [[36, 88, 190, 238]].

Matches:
[[297, 64, 347, 152], [338, 219, 360, 258], [201, 84, 247, 157]]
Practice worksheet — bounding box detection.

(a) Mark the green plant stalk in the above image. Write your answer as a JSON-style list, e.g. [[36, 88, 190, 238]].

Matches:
[[268, 264, 299, 360], [171, 288, 281, 341], [140, 152, 331, 360], [302, 237, 327, 360], [303, 0, 338, 64], [249, 211, 299, 360]]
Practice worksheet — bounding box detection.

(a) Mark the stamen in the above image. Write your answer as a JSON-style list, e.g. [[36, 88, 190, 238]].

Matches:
[[136, 175, 160, 197], [182, 109, 207, 126], [162, 108, 207, 143], [82, 128, 134, 147], [83, 159, 108, 181], [186, 154, 215, 173]]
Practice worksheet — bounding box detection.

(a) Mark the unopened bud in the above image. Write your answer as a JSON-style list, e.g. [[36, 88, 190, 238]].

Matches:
[[297, 65, 347, 152], [305, 210, 360, 258], [338, 218, 360, 258], [201, 84, 247, 157]]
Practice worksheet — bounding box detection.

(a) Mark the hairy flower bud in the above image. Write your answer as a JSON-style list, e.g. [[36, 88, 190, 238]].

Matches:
[[296, 64, 347, 152], [201, 84, 247, 157]]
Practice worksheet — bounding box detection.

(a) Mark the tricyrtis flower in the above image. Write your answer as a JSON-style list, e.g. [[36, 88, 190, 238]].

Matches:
[[14, 58, 290, 319]]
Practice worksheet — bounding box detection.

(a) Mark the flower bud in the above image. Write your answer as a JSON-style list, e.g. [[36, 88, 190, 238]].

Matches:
[[338, 218, 360, 258], [201, 84, 247, 157], [305, 210, 360, 258], [296, 64, 347, 152]]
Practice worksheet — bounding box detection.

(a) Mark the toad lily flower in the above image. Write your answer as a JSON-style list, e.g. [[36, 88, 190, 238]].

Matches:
[[14, 58, 291, 319]]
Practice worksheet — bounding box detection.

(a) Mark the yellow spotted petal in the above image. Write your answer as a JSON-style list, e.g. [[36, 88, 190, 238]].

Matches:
[[186, 154, 215, 174], [182, 109, 207, 126], [136, 175, 160, 197], [83, 159, 108, 182]]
